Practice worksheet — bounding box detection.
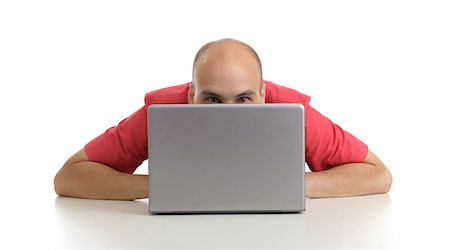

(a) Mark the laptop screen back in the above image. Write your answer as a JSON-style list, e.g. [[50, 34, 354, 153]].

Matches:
[[148, 104, 305, 214]]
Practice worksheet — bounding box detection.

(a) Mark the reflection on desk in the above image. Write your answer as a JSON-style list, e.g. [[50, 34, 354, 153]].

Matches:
[[54, 194, 394, 249]]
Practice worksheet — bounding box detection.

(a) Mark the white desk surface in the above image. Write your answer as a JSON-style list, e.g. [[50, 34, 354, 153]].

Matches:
[[4, 189, 448, 249]]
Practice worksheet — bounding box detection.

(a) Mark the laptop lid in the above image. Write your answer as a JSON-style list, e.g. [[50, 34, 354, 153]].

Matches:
[[148, 104, 305, 214]]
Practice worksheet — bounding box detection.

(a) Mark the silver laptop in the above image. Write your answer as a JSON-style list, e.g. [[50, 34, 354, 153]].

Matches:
[[147, 104, 305, 214]]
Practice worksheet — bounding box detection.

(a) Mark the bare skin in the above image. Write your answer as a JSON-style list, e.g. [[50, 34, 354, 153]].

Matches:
[[54, 39, 392, 200], [54, 149, 148, 200]]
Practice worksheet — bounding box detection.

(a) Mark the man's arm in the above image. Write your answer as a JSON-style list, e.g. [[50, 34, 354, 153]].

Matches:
[[305, 150, 392, 198], [54, 149, 148, 200]]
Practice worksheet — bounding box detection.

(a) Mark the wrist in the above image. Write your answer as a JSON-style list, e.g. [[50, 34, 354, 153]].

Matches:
[[134, 174, 149, 199]]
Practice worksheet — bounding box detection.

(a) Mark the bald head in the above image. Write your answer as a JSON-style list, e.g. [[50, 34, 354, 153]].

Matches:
[[192, 38, 263, 87], [188, 38, 266, 104]]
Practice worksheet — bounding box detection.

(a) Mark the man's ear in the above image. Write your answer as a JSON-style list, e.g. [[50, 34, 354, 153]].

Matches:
[[188, 83, 195, 104], [260, 82, 266, 103]]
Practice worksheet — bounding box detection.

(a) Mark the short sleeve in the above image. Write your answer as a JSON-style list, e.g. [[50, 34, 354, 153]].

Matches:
[[305, 104, 368, 172], [84, 105, 148, 174]]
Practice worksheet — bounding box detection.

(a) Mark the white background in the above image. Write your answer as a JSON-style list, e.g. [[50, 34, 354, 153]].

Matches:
[[1, 0, 449, 249]]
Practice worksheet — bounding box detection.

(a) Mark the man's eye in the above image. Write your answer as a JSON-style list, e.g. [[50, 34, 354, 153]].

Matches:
[[207, 97, 221, 103], [237, 97, 251, 103]]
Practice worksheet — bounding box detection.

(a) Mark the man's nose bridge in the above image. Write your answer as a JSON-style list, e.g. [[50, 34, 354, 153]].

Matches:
[[221, 98, 234, 104]]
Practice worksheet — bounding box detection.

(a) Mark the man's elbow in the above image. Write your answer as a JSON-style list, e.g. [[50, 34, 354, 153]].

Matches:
[[54, 172, 64, 196], [53, 166, 70, 197], [378, 166, 393, 194]]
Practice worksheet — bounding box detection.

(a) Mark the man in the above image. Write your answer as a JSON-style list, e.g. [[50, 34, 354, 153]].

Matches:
[[54, 38, 392, 200]]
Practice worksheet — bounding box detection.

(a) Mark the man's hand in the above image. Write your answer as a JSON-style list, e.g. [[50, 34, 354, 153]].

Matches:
[[305, 150, 392, 198], [54, 149, 148, 200]]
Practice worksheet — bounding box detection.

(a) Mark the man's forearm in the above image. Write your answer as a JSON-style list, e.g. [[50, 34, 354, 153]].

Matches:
[[305, 162, 392, 198], [54, 161, 148, 200]]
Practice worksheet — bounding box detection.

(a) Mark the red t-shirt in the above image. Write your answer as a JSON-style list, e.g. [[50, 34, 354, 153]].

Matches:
[[85, 81, 368, 173]]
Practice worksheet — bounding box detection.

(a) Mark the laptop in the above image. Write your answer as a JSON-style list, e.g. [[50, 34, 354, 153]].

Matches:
[[147, 104, 305, 214]]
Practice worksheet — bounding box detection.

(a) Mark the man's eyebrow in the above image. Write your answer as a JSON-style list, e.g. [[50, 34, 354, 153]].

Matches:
[[200, 89, 257, 97], [200, 90, 222, 97], [236, 90, 257, 97]]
